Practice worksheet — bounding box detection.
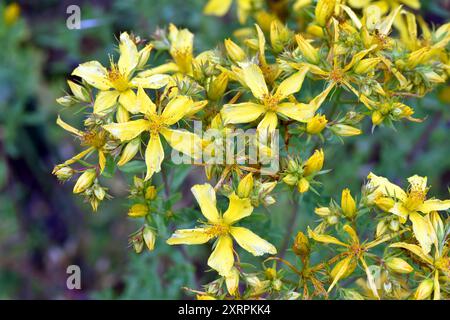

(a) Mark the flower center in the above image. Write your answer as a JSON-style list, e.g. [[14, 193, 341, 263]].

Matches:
[[263, 94, 279, 111], [329, 68, 344, 83], [82, 130, 107, 149], [404, 190, 426, 211], [147, 114, 167, 134], [107, 61, 129, 92], [207, 222, 230, 237]]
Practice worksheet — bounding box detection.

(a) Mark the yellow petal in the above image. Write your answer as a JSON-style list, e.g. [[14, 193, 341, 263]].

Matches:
[[367, 172, 407, 201], [118, 89, 137, 113], [307, 227, 349, 247], [407, 175, 427, 192], [162, 95, 193, 125], [160, 128, 203, 159], [208, 235, 234, 276], [418, 199, 450, 214], [343, 224, 359, 245], [242, 64, 269, 100], [327, 256, 353, 293], [275, 67, 309, 100], [433, 270, 440, 300], [72, 61, 111, 90], [138, 62, 180, 77], [93, 90, 120, 115], [409, 211, 434, 255], [223, 193, 253, 225], [131, 74, 170, 89], [276, 102, 316, 122], [360, 256, 380, 299], [103, 119, 149, 142], [135, 86, 156, 116], [257, 111, 278, 133], [190, 183, 220, 224], [222, 103, 266, 125], [255, 24, 267, 67], [118, 32, 139, 77], [56, 116, 83, 136], [98, 150, 106, 173], [389, 202, 410, 222], [225, 267, 240, 296], [203, 0, 232, 16], [144, 134, 164, 180], [390, 242, 433, 265], [230, 226, 277, 256], [167, 228, 213, 245]]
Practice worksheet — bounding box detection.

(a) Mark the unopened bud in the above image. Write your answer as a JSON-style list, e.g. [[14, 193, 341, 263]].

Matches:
[[128, 203, 149, 218], [385, 257, 413, 274], [143, 225, 156, 251], [414, 279, 434, 300], [145, 185, 157, 200], [292, 231, 310, 257], [224, 39, 246, 62], [341, 188, 357, 219], [297, 178, 310, 193], [237, 173, 254, 198], [118, 138, 140, 166], [73, 169, 97, 194]]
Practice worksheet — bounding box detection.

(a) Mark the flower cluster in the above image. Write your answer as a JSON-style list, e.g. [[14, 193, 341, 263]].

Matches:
[[54, 0, 449, 299]]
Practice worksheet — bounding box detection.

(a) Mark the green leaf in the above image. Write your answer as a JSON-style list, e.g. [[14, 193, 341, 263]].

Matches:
[[118, 160, 146, 174]]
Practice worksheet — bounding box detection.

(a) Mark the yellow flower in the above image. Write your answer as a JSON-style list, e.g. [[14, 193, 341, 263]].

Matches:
[[167, 184, 276, 276], [54, 116, 109, 173], [139, 24, 200, 77], [303, 149, 324, 176], [368, 173, 450, 254], [222, 64, 334, 133], [308, 224, 387, 299], [72, 32, 169, 115], [103, 88, 203, 180]]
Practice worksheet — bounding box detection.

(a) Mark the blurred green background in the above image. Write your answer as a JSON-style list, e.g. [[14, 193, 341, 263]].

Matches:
[[0, 0, 448, 299]]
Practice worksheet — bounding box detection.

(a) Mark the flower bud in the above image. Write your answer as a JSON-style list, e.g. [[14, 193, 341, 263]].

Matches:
[[341, 188, 357, 218], [93, 184, 106, 200], [67, 80, 90, 102], [315, 207, 331, 216], [116, 105, 130, 123], [207, 72, 228, 101], [283, 174, 298, 186], [56, 95, 77, 107], [54, 166, 74, 181], [287, 159, 299, 172], [4, 3, 20, 25], [315, 0, 336, 27], [145, 185, 157, 200], [371, 111, 384, 126], [133, 238, 144, 253], [354, 58, 381, 74], [143, 225, 156, 251], [295, 34, 320, 64], [385, 257, 413, 274], [374, 197, 395, 212], [389, 219, 400, 232], [331, 124, 362, 137], [306, 114, 328, 134], [225, 268, 240, 296], [376, 220, 387, 237], [237, 173, 254, 198], [414, 279, 434, 300], [224, 39, 246, 62], [137, 44, 153, 69], [326, 215, 339, 225], [292, 231, 310, 257], [128, 203, 149, 218], [270, 20, 291, 53], [118, 138, 140, 166], [306, 24, 324, 38], [297, 178, 310, 193], [330, 257, 357, 280], [73, 169, 97, 194], [303, 149, 324, 176]]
